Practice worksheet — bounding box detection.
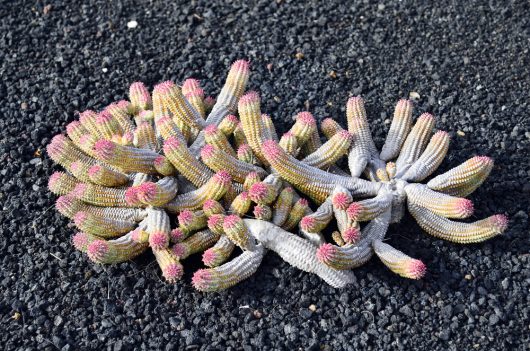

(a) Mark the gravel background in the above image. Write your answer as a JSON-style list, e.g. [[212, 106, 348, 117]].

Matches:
[[1, 0, 529, 350]]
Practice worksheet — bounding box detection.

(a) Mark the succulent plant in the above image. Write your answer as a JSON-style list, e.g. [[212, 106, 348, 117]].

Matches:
[[47, 59, 507, 292]]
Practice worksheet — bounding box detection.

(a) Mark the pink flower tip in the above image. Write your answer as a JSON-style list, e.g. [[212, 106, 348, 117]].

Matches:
[[88, 165, 102, 178], [71, 183, 88, 199], [297, 198, 309, 207], [342, 227, 360, 244], [202, 249, 218, 266], [348, 96, 364, 104], [223, 215, 241, 229], [93, 139, 116, 160], [239, 91, 260, 105], [207, 214, 224, 228], [48, 172, 63, 188], [66, 121, 81, 135], [163, 136, 182, 150], [261, 140, 282, 160], [87, 240, 109, 262], [457, 199, 474, 217], [192, 269, 213, 290], [418, 112, 434, 121], [296, 112, 315, 125], [96, 110, 113, 124], [214, 170, 232, 185], [204, 124, 218, 135], [491, 214, 508, 233], [231, 59, 250, 71], [125, 186, 140, 205], [332, 192, 350, 210], [178, 210, 194, 225], [249, 182, 267, 200], [163, 263, 184, 282], [434, 130, 448, 138], [149, 231, 169, 250], [153, 80, 175, 94], [200, 144, 216, 159], [172, 243, 186, 257], [51, 134, 67, 145], [346, 203, 362, 220], [300, 216, 316, 231], [337, 130, 353, 141], [56, 195, 74, 212], [182, 78, 201, 91], [203, 199, 218, 211], [406, 260, 426, 279], [225, 114, 239, 123], [73, 211, 89, 226], [136, 182, 158, 202], [72, 232, 90, 251], [170, 228, 185, 242], [153, 155, 167, 167], [316, 243, 336, 264]]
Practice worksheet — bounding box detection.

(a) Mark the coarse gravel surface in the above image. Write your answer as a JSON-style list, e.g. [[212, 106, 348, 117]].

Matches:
[[1, 0, 529, 350]]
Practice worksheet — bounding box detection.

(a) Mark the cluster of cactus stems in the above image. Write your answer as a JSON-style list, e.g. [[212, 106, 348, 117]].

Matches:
[[47, 59, 508, 292]]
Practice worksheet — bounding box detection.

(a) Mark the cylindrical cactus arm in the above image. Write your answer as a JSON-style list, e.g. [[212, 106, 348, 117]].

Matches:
[[172, 229, 220, 260], [73, 211, 137, 238], [93, 139, 162, 174], [301, 130, 352, 170], [218, 114, 239, 136], [153, 248, 184, 283], [279, 132, 299, 156], [408, 203, 508, 243], [243, 219, 356, 288], [229, 191, 252, 216], [87, 164, 129, 187], [129, 82, 152, 113], [178, 210, 208, 234], [281, 198, 309, 231], [200, 144, 267, 183], [272, 187, 294, 227], [70, 183, 136, 208], [192, 243, 265, 292], [316, 207, 391, 270], [47, 135, 104, 176], [347, 189, 393, 222], [320, 118, 344, 140], [48, 171, 81, 195], [146, 207, 171, 250], [164, 171, 232, 212], [86, 232, 149, 264], [400, 130, 450, 182], [134, 122, 158, 150], [223, 215, 255, 251], [261, 114, 279, 142], [238, 91, 269, 165], [300, 199, 334, 233], [204, 124, 237, 157], [395, 113, 435, 173], [188, 60, 250, 154], [372, 240, 426, 279], [56, 195, 146, 221], [380, 99, 414, 161], [131, 177, 178, 207], [202, 235, 235, 267], [163, 136, 214, 187], [289, 112, 317, 145], [261, 140, 381, 203], [426, 156, 494, 197], [405, 183, 474, 219]]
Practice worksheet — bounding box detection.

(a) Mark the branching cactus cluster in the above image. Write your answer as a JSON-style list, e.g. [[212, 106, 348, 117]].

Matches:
[[47, 59, 508, 292]]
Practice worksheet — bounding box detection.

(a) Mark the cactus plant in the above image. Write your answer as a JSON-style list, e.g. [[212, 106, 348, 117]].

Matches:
[[47, 59, 507, 292]]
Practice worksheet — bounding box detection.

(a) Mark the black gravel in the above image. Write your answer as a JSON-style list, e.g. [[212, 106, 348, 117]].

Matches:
[[1, 0, 529, 350]]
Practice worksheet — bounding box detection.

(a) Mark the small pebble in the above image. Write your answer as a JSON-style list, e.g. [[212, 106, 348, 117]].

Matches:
[[127, 20, 138, 29]]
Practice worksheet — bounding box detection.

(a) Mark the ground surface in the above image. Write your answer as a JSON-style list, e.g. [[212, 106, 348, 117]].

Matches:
[[1, 0, 529, 350]]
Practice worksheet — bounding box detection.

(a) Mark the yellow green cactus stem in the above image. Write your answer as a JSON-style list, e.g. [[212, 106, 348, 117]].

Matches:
[[317, 208, 391, 270], [301, 125, 323, 156], [253, 204, 272, 221], [299, 200, 334, 233], [202, 235, 235, 267], [405, 184, 474, 219], [153, 155, 176, 176], [232, 122, 248, 148], [86, 232, 148, 264], [165, 171, 232, 212], [78, 110, 102, 138], [73, 211, 136, 238], [71, 183, 133, 207], [129, 81, 152, 113], [395, 113, 436, 174], [408, 204, 508, 244], [228, 191, 252, 216], [278, 132, 299, 156], [373, 240, 426, 279], [218, 114, 239, 136], [94, 110, 124, 140], [104, 101, 136, 135], [238, 91, 269, 165], [192, 244, 265, 292], [182, 78, 205, 118], [87, 164, 129, 187], [426, 156, 494, 197], [261, 114, 279, 141], [272, 187, 294, 227], [151, 80, 206, 130], [248, 182, 278, 205], [133, 122, 157, 150], [146, 208, 171, 250], [202, 199, 225, 217], [153, 249, 184, 283], [302, 130, 352, 170], [261, 140, 381, 203], [163, 136, 214, 187], [133, 177, 178, 207], [236, 144, 257, 165], [203, 96, 216, 112], [379, 99, 414, 161], [320, 118, 344, 140], [47, 135, 100, 172], [222, 215, 254, 250], [331, 186, 353, 234], [154, 115, 186, 142], [204, 125, 236, 157], [48, 171, 80, 195], [346, 189, 393, 222], [200, 144, 267, 183], [178, 210, 208, 234], [172, 229, 220, 260], [55, 195, 146, 222], [93, 139, 161, 174], [288, 112, 317, 146], [400, 130, 450, 182], [282, 198, 309, 231]]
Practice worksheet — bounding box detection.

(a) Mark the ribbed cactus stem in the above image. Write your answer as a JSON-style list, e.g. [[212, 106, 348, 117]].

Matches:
[[302, 130, 352, 170], [73, 211, 136, 237], [129, 82, 152, 113], [153, 249, 184, 282], [201, 144, 267, 183], [401, 130, 450, 182], [86, 232, 148, 264], [228, 191, 252, 216], [203, 199, 226, 217], [48, 171, 80, 195], [178, 210, 208, 233], [93, 139, 161, 174], [321, 118, 344, 140], [380, 99, 414, 161], [172, 229, 220, 260], [202, 235, 235, 267], [204, 124, 236, 156], [282, 198, 309, 230], [289, 112, 317, 145], [223, 215, 254, 250], [218, 114, 239, 136], [405, 184, 474, 219], [279, 132, 299, 156], [248, 182, 277, 205], [253, 204, 272, 221], [373, 240, 426, 279], [272, 187, 294, 227], [395, 113, 435, 173]]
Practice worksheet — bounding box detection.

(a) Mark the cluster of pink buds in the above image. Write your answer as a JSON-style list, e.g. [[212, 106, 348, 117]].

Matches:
[[48, 59, 508, 292]]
